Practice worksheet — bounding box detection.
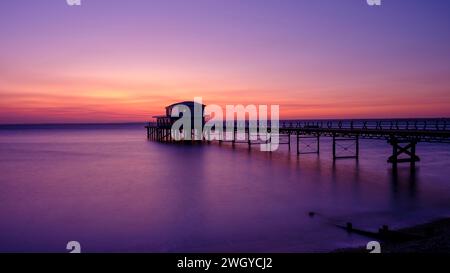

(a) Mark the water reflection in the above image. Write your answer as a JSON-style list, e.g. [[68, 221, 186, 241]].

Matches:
[[389, 166, 419, 208], [0, 126, 449, 252]]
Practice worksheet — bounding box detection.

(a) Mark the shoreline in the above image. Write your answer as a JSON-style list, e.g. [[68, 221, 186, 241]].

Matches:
[[336, 218, 450, 253]]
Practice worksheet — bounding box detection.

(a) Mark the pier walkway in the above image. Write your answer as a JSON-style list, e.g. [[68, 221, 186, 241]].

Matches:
[[146, 118, 450, 170]]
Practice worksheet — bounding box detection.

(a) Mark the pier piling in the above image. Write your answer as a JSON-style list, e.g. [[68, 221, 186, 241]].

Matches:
[[145, 118, 450, 170]]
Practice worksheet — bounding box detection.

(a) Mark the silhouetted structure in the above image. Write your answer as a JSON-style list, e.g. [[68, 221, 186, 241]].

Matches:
[[146, 113, 450, 170], [149, 101, 206, 142], [153, 101, 206, 128]]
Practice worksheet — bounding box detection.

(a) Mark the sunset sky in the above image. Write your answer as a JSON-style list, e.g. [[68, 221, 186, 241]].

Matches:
[[0, 0, 449, 123]]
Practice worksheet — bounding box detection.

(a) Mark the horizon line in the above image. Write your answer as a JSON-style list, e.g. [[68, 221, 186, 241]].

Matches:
[[1, 117, 450, 127]]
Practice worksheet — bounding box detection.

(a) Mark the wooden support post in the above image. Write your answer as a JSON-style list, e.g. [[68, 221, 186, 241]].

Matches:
[[288, 130, 291, 151], [391, 138, 398, 170], [355, 135, 359, 159], [332, 133, 336, 160], [316, 135, 320, 154], [388, 138, 398, 170], [296, 131, 300, 155]]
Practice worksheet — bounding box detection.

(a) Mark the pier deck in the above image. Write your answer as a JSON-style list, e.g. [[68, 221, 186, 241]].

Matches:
[[145, 118, 450, 170]]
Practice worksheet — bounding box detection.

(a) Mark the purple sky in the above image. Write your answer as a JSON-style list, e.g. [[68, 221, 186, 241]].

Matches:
[[0, 0, 449, 123]]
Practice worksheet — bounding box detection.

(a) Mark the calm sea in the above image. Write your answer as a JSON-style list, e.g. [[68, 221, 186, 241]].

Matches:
[[0, 123, 449, 252]]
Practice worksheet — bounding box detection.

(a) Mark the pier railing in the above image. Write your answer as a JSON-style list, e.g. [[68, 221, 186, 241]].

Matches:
[[148, 118, 449, 131], [279, 118, 449, 131]]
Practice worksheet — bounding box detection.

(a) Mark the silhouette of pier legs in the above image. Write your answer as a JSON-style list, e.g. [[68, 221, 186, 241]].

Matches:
[[332, 134, 359, 160], [296, 133, 320, 155], [144, 119, 448, 171], [388, 137, 420, 170]]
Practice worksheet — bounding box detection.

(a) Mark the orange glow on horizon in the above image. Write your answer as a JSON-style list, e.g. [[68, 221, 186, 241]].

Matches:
[[1, 1, 450, 124]]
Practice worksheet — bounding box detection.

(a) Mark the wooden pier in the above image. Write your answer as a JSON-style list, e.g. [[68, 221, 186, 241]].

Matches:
[[146, 118, 450, 170]]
